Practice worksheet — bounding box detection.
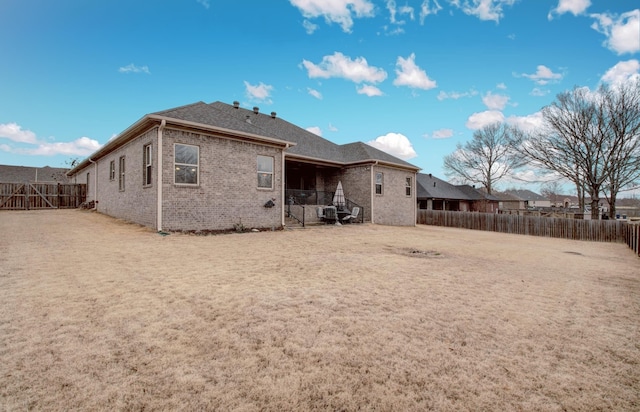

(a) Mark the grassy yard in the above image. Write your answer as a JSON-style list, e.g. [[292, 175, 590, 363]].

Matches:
[[1, 210, 638, 411]]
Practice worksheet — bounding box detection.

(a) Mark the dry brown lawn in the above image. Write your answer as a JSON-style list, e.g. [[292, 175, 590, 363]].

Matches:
[[1, 209, 639, 411]]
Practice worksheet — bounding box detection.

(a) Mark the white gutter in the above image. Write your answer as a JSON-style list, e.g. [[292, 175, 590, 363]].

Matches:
[[413, 172, 417, 227], [89, 158, 97, 210], [282, 143, 289, 227], [371, 161, 378, 224], [157, 120, 166, 231]]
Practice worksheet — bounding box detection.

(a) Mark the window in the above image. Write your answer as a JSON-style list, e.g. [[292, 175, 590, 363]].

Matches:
[[143, 144, 152, 186], [174, 144, 199, 185], [375, 172, 383, 195], [257, 155, 274, 189], [109, 160, 115, 181], [405, 177, 412, 196], [119, 156, 126, 191], [86, 172, 90, 194]]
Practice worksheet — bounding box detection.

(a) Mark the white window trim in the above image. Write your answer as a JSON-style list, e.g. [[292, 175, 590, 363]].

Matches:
[[405, 177, 412, 197], [174, 143, 199, 186], [119, 156, 126, 192], [257, 155, 274, 190], [375, 172, 383, 195], [109, 160, 115, 181], [143, 144, 153, 187]]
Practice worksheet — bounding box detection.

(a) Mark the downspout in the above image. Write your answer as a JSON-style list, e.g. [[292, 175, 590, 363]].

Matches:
[[282, 144, 289, 227], [371, 161, 378, 224], [157, 119, 166, 232], [413, 172, 417, 227], [88, 158, 97, 210]]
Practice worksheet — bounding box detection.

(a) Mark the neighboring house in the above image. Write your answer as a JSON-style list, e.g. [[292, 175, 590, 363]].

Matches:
[[0, 165, 70, 183], [416, 173, 498, 212], [416, 174, 468, 211], [456, 185, 499, 213], [496, 189, 551, 209], [493, 191, 525, 210], [67, 101, 419, 232], [504, 189, 551, 208]]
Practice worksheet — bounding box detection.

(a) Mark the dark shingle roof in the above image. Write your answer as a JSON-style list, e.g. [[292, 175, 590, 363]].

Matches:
[[152, 101, 282, 139], [503, 189, 548, 201], [0, 165, 70, 183], [205, 101, 418, 169], [416, 173, 470, 200], [70, 100, 419, 176], [457, 185, 500, 201], [208, 101, 345, 163], [493, 192, 520, 202]]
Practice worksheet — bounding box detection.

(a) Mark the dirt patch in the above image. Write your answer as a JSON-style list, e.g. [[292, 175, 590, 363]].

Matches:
[[403, 248, 444, 258]]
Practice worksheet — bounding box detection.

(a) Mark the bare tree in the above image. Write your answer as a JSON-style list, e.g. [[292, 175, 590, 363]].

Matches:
[[540, 180, 563, 206], [600, 79, 640, 217], [512, 81, 640, 219], [443, 122, 522, 194], [512, 87, 611, 219]]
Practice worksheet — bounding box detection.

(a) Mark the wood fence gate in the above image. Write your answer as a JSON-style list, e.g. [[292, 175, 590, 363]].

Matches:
[[0, 182, 86, 210]]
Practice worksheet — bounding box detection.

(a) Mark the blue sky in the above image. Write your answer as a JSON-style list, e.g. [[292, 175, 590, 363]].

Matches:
[[1, 0, 639, 192]]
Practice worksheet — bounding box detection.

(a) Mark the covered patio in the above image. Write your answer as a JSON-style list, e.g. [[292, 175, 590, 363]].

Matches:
[[284, 159, 364, 226]]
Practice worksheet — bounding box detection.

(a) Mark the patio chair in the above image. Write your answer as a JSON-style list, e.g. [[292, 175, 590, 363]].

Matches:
[[324, 206, 337, 224], [342, 206, 360, 223]]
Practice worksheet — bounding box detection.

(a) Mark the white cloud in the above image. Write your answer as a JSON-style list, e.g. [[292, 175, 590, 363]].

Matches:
[[393, 53, 436, 90], [328, 123, 339, 132], [496, 82, 507, 89], [505, 111, 545, 133], [450, 0, 517, 23], [601, 59, 640, 85], [387, 0, 415, 24], [0, 123, 38, 144], [590, 10, 640, 55], [196, 0, 210, 9], [366, 132, 417, 160], [520, 65, 563, 85], [548, 0, 590, 20], [482, 91, 509, 110], [437, 89, 478, 100], [307, 88, 323, 99], [465, 110, 505, 130], [306, 126, 322, 136], [118, 63, 150, 74], [419, 0, 443, 24], [302, 52, 387, 84], [0, 123, 102, 157], [430, 128, 454, 139], [23, 137, 101, 156], [303, 20, 318, 34], [244, 81, 274, 102], [289, 0, 375, 33], [357, 84, 384, 96], [530, 87, 550, 97]]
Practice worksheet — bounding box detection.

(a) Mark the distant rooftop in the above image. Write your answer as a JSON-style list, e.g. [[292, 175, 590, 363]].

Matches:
[[0, 165, 70, 183]]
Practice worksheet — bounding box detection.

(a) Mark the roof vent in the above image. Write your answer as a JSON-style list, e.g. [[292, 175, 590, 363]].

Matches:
[[433, 182, 436, 187], [233, 101, 239, 109], [245, 115, 251, 124], [253, 106, 259, 114], [271, 112, 277, 119]]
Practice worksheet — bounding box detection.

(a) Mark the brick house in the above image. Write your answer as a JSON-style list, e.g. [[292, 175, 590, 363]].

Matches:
[[416, 173, 498, 212], [67, 101, 419, 231]]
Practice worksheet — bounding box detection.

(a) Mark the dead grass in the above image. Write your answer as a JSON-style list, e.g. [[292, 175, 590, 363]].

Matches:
[[1, 209, 639, 411]]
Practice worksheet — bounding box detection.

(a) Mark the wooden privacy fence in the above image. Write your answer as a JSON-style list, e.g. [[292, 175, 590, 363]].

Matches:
[[0, 182, 86, 210], [418, 209, 628, 243], [624, 223, 640, 257]]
